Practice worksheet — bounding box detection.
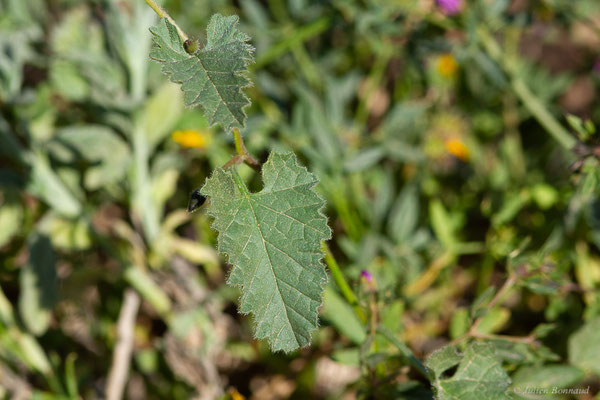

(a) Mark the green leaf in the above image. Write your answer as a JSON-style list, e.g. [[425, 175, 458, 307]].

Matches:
[[429, 199, 457, 251], [426, 345, 462, 378], [140, 82, 183, 150], [27, 152, 82, 217], [475, 307, 511, 335], [449, 308, 469, 339], [124, 267, 172, 317], [37, 213, 91, 251], [54, 125, 130, 190], [512, 365, 583, 390], [201, 152, 331, 352], [149, 14, 254, 132], [428, 343, 512, 400], [322, 286, 366, 345], [388, 183, 419, 242], [569, 316, 600, 377], [0, 191, 23, 247], [19, 233, 57, 336]]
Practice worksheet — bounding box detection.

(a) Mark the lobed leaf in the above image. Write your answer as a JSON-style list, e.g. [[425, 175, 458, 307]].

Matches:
[[427, 343, 513, 400], [149, 14, 254, 132], [201, 152, 331, 352]]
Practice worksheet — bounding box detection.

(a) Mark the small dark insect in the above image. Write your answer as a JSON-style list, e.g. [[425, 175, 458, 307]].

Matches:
[[187, 189, 206, 212]]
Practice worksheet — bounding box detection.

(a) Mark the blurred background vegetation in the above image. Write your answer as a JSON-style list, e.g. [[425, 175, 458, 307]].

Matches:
[[1, 0, 600, 398]]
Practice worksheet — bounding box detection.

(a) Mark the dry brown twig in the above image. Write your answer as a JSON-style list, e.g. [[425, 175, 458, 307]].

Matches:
[[105, 289, 141, 400]]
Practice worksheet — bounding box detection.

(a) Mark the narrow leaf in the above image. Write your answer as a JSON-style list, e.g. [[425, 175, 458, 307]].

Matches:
[[149, 14, 254, 131], [19, 233, 57, 336], [322, 286, 366, 345], [201, 152, 331, 352]]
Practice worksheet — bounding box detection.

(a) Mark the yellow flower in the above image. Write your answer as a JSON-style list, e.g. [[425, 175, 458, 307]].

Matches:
[[229, 388, 245, 400], [445, 137, 469, 161], [436, 53, 458, 79], [171, 129, 211, 148], [424, 113, 471, 166]]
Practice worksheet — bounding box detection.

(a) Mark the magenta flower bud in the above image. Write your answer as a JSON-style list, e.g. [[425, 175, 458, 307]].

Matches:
[[361, 270, 373, 282], [437, 0, 462, 15]]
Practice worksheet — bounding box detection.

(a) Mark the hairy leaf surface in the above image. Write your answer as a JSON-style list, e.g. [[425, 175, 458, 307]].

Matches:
[[427, 343, 512, 400], [149, 14, 253, 131], [201, 152, 331, 352]]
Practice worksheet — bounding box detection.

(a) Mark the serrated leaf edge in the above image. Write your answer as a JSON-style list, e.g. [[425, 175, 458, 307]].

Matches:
[[202, 152, 331, 352], [149, 14, 255, 132]]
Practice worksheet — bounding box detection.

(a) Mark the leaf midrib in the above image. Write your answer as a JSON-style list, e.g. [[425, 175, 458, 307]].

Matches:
[[196, 50, 243, 125], [242, 193, 302, 349]]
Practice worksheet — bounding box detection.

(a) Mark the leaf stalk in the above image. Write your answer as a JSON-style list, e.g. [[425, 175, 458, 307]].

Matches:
[[376, 326, 431, 380], [144, 0, 189, 41], [222, 129, 262, 172]]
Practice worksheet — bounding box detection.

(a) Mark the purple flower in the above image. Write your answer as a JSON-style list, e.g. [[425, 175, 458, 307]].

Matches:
[[361, 270, 373, 282], [437, 0, 462, 15]]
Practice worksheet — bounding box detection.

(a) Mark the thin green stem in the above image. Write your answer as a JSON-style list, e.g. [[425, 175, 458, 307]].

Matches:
[[253, 17, 330, 69], [469, 273, 516, 335], [510, 78, 576, 149], [143, 0, 188, 42], [322, 242, 367, 323], [377, 326, 430, 380], [477, 27, 576, 150], [233, 128, 246, 155], [224, 128, 262, 172]]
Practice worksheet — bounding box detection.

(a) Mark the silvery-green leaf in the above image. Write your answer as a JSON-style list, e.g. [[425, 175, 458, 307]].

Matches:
[[149, 14, 254, 132], [428, 342, 513, 400], [201, 152, 331, 352]]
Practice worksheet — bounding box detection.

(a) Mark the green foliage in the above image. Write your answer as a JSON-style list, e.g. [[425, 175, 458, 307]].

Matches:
[[149, 15, 254, 131], [322, 286, 366, 345], [427, 343, 512, 400], [201, 152, 331, 352], [568, 317, 600, 377], [19, 234, 57, 336], [1, 0, 600, 397], [512, 365, 584, 391], [54, 125, 129, 190]]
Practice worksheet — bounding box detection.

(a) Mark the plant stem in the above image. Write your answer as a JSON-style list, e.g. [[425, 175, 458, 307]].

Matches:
[[449, 270, 541, 347], [223, 129, 262, 172], [253, 17, 330, 69], [477, 27, 576, 150], [105, 289, 141, 400], [405, 251, 454, 296], [469, 331, 538, 344], [322, 243, 367, 323], [469, 273, 516, 335], [143, 0, 189, 42], [233, 128, 246, 155], [377, 326, 430, 380]]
